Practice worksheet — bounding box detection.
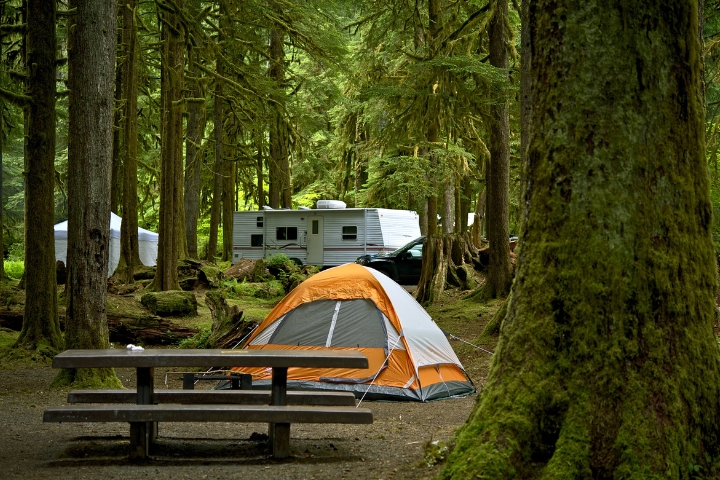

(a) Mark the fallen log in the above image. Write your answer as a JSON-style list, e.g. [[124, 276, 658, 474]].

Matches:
[[140, 290, 198, 317], [0, 310, 23, 331], [1, 308, 197, 345], [106, 314, 198, 345]]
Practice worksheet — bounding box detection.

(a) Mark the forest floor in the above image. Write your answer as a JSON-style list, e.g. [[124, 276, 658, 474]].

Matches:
[[0, 281, 501, 480]]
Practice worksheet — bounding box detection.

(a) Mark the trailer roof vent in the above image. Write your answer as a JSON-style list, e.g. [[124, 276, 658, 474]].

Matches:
[[298, 206, 311, 210], [316, 200, 346, 209], [261, 205, 273, 210]]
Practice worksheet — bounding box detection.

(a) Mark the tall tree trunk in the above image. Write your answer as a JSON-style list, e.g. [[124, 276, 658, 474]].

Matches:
[[268, 25, 290, 209], [424, 0, 441, 237], [519, 0, 532, 235], [184, 60, 205, 260], [153, 1, 184, 290], [0, 96, 4, 280], [0, 5, 5, 281], [118, 0, 142, 284], [60, 0, 122, 387], [442, 1, 720, 477], [222, 138, 235, 261], [460, 176, 473, 232], [255, 130, 265, 208], [207, 1, 225, 261], [442, 174, 454, 233], [110, 22, 123, 215], [485, 0, 512, 298], [15, 0, 63, 351]]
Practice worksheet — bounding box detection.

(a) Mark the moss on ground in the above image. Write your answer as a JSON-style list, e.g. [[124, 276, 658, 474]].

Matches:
[[51, 367, 124, 389]]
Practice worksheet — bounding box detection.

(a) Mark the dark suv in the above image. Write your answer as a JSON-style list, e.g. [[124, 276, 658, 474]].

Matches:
[[355, 236, 425, 285]]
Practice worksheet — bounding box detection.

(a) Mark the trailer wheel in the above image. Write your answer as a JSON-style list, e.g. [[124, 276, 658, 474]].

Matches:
[[289, 257, 303, 267]]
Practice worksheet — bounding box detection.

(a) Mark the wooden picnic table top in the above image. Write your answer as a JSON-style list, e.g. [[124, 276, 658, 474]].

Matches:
[[51, 348, 369, 370]]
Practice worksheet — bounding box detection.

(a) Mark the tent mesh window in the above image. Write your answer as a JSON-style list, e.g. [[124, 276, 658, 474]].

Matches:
[[269, 299, 387, 348]]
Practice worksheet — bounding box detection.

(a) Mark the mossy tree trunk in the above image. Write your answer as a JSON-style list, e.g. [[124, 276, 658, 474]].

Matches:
[[184, 34, 207, 260], [268, 18, 291, 209], [222, 134, 235, 262], [485, 0, 512, 299], [109, 25, 122, 215], [60, 0, 121, 388], [0, 23, 5, 281], [16, 0, 63, 352], [255, 129, 266, 208], [207, 0, 224, 262], [442, 2, 720, 478], [117, 0, 142, 284], [152, 0, 184, 291]]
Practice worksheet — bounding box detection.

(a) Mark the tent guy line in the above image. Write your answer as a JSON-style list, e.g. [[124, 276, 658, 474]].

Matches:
[[443, 330, 494, 355]]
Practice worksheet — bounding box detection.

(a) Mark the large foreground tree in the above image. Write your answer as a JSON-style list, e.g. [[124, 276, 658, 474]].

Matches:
[[442, 1, 720, 478], [59, 0, 121, 387], [15, 0, 63, 352]]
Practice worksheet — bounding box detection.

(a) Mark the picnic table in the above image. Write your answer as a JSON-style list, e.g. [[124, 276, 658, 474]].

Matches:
[[43, 348, 373, 460]]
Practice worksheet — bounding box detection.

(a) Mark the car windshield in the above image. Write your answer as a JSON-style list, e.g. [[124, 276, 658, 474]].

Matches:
[[390, 237, 424, 257]]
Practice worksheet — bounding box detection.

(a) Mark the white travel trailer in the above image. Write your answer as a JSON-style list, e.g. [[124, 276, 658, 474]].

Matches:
[[232, 200, 421, 266]]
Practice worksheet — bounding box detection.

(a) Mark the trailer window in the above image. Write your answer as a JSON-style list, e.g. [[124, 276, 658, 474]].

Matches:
[[251, 234, 263, 247], [256, 216, 263, 228], [342, 226, 357, 240], [311, 219, 319, 235], [276, 227, 298, 241]]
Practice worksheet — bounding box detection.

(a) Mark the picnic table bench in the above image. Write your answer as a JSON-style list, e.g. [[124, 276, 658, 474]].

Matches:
[[43, 349, 373, 460]]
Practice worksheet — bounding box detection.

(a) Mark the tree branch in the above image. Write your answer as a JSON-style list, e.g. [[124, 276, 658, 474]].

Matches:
[[0, 87, 30, 106]]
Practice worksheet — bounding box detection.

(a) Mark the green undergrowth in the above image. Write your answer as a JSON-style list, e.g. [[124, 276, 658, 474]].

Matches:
[[223, 278, 285, 300], [179, 326, 212, 349], [3, 260, 24, 280]]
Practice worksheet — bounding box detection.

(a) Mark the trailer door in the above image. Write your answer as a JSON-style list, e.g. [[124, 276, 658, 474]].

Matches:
[[306, 216, 324, 264]]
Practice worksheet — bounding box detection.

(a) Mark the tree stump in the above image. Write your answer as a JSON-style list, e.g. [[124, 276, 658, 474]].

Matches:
[[416, 233, 479, 305], [140, 290, 198, 317], [205, 290, 257, 349]]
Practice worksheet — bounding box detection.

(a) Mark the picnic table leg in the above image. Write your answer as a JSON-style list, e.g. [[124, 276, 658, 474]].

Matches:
[[130, 366, 156, 459], [269, 366, 290, 458]]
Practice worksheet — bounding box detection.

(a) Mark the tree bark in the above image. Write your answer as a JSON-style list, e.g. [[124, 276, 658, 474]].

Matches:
[[118, 0, 142, 284], [208, 0, 225, 261], [0, 7, 5, 281], [442, 175, 454, 233], [152, 0, 184, 291], [222, 139, 235, 261], [58, 0, 122, 389], [485, 0, 512, 298], [110, 22, 123, 216], [416, 233, 476, 305], [268, 25, 291, 209], [518, 0, 532, 235], [184, 59, 206, 260], [442, 1, 720, 477], [16, 0, 63, 351], [255, 129, 265, 208], [65, 0, 118, 351]]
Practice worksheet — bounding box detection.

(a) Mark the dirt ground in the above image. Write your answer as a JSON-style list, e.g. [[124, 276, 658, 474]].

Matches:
[[0, 279, 497, 479], [0, 363, 478, 480]]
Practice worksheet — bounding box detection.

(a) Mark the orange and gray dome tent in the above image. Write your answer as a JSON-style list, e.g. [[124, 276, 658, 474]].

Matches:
[[230, 263, 474, 401]]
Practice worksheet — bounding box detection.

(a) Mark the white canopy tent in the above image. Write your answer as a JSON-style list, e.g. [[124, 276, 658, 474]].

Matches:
[[54, 212, 158, 277]]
